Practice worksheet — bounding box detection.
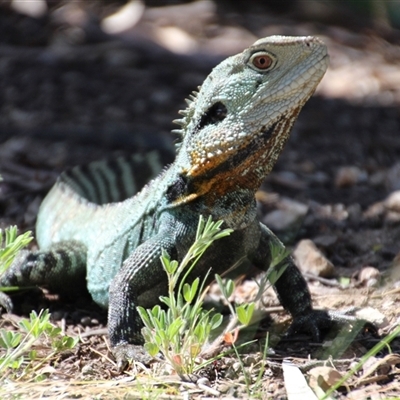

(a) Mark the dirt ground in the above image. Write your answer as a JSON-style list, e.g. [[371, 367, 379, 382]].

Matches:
[[1, 1, 400, 399]]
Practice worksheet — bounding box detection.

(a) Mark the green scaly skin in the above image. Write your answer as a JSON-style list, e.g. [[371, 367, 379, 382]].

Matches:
[[0, 36, 331, 369]]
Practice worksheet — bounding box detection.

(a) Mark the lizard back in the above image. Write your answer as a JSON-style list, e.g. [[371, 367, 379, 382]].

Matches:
[[35, 150, 172, 306]]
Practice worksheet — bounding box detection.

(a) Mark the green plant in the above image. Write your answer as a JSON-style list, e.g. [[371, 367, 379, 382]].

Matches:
[[0, 226, 33, 276], [137, 216, 232, 376], [0, 309, 78, 376], [138, 215, 292, 379], [210, 243, 289, 396], [214, 272, 272, 398]]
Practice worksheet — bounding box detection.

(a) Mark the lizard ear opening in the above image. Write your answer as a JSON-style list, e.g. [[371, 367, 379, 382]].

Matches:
[[195, 102, 227, 133]]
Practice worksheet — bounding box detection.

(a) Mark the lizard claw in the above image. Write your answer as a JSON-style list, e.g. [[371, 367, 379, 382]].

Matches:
[[112, 343, 160, 372], [286, 310, 331, 341], [285, 309, 376, 342]]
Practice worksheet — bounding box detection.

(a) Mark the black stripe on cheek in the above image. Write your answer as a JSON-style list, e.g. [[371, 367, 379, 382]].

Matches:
[[166, 175, 190, 202]]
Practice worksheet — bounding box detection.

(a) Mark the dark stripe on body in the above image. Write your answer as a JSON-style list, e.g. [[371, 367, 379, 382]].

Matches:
[[58, 151, 173, 204]]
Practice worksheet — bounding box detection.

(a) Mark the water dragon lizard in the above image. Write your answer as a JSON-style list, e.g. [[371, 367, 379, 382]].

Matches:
[[0, 36, 332, 368]]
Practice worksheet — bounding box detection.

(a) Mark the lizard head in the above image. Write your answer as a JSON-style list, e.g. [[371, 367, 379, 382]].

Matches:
[[167, 36, 328, 206]]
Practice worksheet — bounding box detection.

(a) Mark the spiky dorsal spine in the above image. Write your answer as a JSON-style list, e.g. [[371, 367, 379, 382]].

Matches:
[[171, 88, 199, 150]]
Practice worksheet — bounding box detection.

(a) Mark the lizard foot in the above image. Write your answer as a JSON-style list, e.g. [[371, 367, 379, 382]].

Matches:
[[112, 343, 160, 372], [286, 309, 377, 342]]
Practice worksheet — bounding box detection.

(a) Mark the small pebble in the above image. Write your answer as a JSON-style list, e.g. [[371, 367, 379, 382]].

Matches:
[[263, 197, 308, 232], [243, 354, 257, 366], [80, 316, 92, 327], [217, 383, 230, 393], [308, 366, 343, 392], [358, 266, 380, 287], [51, 311, 65, 321], [355, 307, 388, 328], [335, 166, 367, 187], [293, 239, 335, 278], [363, 201, 385, 220], [385, 190, 400, 212], [81, 364, 95, 375], [232, 362, 241, 372], [196, 377, 211, 386]]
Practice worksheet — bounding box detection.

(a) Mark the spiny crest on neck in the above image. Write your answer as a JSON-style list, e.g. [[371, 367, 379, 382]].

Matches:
[[171, 88, 199, 150]]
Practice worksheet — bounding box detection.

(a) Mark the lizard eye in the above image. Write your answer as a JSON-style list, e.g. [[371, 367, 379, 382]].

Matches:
[[249, 52, 274, 71]]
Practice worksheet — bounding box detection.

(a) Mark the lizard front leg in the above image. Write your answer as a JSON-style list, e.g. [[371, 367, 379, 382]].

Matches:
[[108, 233, 176, 369], [251, 223, 332, 340]]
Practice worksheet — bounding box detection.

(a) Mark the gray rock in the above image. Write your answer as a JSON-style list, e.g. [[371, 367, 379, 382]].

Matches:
[[262, 197, 308, 233]]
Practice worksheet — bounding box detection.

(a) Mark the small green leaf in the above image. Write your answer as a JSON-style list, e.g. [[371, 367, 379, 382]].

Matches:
[[160, 249, 178, 274], [52, 335, 79, 351], [225, 279, 234, 298], [10, 332, 22, 348], [338, 276, 350, 286], [137, 307, 152, 327], [176, 292, 184, 308], [167, 318, 184, 339], [10, 356, 24, 369], [0, 226, 33, 275], [236, 303, 255, 326], [215, 274, 234, 300], [151, 305, 162, 318], [160, 296, 172, 308], [154, 333, 162, 347], [141, 327, 153, 343], [183, 278, 199, 303], [65, 336, 79, 349], [194, 323, 205, 341], [210, 313, 223, 330], [157, 329, 167, 342], [0, 330, 22, 349], [270, 266, 287, 285], [47, 326, 62, 338], [144, 342, 160, 357]]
